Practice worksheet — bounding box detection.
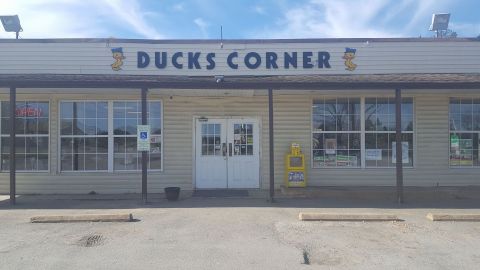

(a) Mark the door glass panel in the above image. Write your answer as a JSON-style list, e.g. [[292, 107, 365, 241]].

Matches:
[[233, 123, 253, 156], [201, 123, 221, 156]]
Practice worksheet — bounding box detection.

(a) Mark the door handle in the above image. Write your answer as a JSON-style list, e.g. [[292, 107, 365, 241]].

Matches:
[[229, 143, 232, 156], [222, 143, 227, 157]]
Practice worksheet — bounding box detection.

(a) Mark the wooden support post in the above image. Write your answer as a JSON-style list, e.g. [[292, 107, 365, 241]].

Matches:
[[9, 87, 16, 205], [268, 88, 275, 202], [395, 88, 404, 204], [141, 87, 148, 204]]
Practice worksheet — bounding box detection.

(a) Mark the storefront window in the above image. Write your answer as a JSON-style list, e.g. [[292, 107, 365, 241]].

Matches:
[[113, 101, 162, 171], [60, 101, 108, 171], [365, 97, 414, 167], [312, 98, 361, 167], [311, 97, 414, 168], [59, 100, 162, 172], [449, 98, 480, 166], [0, 101, 49, 171]]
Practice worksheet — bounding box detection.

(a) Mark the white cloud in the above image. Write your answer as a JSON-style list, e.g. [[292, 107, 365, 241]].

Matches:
[[253, 5, 265, 15], [0, 0, 164, 39], [193, 17, 209, 38], [252, 0, 454, 38], [172, 3, 185, 12], [255, 0, 397, 38]]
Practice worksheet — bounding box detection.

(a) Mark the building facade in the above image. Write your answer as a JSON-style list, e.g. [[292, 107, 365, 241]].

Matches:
[[0, 38, 479, 194]]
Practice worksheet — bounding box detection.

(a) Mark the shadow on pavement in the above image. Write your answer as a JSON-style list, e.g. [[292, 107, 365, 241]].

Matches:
[[1, 193, 480, 210]]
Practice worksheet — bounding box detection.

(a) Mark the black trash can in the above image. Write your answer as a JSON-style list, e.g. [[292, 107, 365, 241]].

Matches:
[[164, 187, 180, 201]]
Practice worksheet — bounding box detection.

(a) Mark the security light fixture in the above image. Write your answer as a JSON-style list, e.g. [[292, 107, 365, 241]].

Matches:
[[215, 75, 225, 83], [429, 13, 450, 38], [0, 15, 22, 39]]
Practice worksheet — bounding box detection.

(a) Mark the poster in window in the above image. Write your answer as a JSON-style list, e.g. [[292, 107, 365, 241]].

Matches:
[[391, 142, 409, 164], [325, 138, 336, 155], [366, 149, 382, 161]]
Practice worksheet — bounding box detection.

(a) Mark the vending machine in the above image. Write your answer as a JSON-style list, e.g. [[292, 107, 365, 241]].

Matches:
[[285, 143, 306, 188]]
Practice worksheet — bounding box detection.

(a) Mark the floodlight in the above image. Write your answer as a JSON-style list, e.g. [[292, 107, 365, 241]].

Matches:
[[0, 15, 22, 39], [429, 13, 450, 31]]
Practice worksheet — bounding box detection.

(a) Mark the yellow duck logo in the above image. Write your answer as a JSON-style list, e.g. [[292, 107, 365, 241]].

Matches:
[[342, 47, 357, 71], [111, 47, 125, 71]]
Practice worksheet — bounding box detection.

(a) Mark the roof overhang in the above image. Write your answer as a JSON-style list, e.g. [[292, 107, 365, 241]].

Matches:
[[1, 73, 480, 90]]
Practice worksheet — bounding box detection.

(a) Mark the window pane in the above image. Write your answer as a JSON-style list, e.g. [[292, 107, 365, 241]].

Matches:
[[312, 114, 324, 131], [60, 102, 73, 118], [38, 154, 48, 170], [61, 154, 73, 171], [113, 119, 126, 135], [61, 138, 73, 154], [348, 98, 360, 114], [97, 138, 108, 153], [73, 119, 85, 135], [312, 100, 325, 115], [450, 98, 461, 114], [84, 119, 96, 135], [97, 119, 108, 135], [97, 154, 108, 170], [25, 137, 37, 153], [61, 119, 73, 135], [84, 154, 97, 170], [149, 102, 162, 118], [125, 118, 137, 135], [325, 99, 336, 115], [38, 118, 49, 134], [336, 98, 348, 114], [114, 153, 126, 170], [1, 118, 8, 135], [149, 153, 162, 169], [97, 102, 108, 118], [84, 138, 97, 153], [312, 133, 323, 150], [85, 102, 97, 118], [150, 118, 162, 135], [38, 137, 48, 153], [324, 115, 335, 131]]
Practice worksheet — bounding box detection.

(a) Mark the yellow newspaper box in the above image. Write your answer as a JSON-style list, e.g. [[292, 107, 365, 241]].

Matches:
[[285, 143, 306, 187]]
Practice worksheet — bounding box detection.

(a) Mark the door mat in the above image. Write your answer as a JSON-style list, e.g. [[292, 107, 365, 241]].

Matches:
[[193, 189, 249, 197]]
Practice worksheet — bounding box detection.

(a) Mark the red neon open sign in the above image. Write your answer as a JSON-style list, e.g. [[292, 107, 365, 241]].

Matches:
[[15, 107, 42, 117]]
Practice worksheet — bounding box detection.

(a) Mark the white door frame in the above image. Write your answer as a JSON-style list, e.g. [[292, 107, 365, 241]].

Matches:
[[192, 116, 261, 189]]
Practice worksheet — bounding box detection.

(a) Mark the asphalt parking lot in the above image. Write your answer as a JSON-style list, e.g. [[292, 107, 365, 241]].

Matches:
[[1, 195, 480, 270]]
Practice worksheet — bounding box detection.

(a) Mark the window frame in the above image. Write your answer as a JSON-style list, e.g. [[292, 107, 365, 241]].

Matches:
[[311, 97, 362, 168], [448, 97, 480, 168], [58, 100, 163, 173], [0, 100, 51, 173], [311, 96, 416, 169]]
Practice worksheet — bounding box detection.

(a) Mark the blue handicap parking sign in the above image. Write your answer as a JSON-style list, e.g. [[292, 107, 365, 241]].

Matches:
[[140, 131, 148, 139]]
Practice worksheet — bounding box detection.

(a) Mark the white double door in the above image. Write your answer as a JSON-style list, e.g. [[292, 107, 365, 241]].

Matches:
[[195, 118, 260, 189]]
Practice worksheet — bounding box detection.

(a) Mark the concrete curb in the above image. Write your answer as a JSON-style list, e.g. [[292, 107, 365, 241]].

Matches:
[[30, 213, 134, 223], [299, 212, 402, 221], [426, 213, 480, 222]]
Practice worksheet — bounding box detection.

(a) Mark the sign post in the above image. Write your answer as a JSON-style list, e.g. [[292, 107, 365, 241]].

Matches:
[[139, 87, 149, 204]]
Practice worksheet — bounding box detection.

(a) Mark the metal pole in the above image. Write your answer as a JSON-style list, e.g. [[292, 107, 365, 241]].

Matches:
[[268, 88, 275, 202], [395, 88, 404, 204], [15, 31, 19, 40], [141, 87, 148, 204], [9, 87, 16, 205]]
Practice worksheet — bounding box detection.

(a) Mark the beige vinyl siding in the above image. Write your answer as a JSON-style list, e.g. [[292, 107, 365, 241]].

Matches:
[[1, 89, 480, 194]]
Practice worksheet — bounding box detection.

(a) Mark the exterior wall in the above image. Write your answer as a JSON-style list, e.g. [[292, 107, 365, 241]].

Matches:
[[0, 89, 479, 194]]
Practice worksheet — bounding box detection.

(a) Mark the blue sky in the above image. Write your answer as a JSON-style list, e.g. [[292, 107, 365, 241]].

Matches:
[[1, 0, 479, 39]]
